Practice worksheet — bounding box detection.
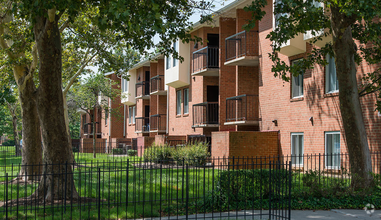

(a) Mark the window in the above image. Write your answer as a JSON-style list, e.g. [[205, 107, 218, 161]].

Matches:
[[105, 109, 109, 126], [173, 41, 178, 67], [176, 90, 182, 115], [166, 55, 171, 70], [291, 60, 304, 98], [274, 0, 288, 29], [325, 131, 340, 169], [129, 106, 136, 124], [291, 133, 304, 166], [184, 88, 189, 114], [325, 55, 339, 93], [122, 78, 128, 93]]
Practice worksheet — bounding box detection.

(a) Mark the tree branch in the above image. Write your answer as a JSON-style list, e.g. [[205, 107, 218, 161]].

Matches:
[[59, 19, 70, 33], [0, 14, 15, 59], [359, 75, 381, 96], [63, 50, 98, 96], [29, 44, 38, 75], [359, 87, 381, 97], [48, 8, 57, 23]]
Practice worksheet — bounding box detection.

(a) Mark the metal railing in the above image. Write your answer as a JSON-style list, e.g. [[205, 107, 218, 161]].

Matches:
[[150, 75, 165, 93], [193, 102, 219, 126], [135, 117, 150, 133], [150, 114, 166, 131], [226, 94, 259, 122], [225, 30, 258, 61], [192, 46, 219, 73], [135, 81, 150, 97], [83, 123, 93, 134]]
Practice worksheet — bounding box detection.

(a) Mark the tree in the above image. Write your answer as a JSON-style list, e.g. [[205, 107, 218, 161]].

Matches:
[[244, 0, 381, 188], [70, 73, 121, 158]]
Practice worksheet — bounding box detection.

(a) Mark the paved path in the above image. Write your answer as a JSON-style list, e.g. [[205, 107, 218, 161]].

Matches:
[[135, 209, 381, 219]]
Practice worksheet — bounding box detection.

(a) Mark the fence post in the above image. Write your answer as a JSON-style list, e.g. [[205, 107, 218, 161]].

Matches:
[[288, 161, 292, 220], [64, 161, 68, 213], [6, 172, 8, 220], [98, 168, 101, 220], [185, 164, 189, 220], [269, 161, 272, 220]]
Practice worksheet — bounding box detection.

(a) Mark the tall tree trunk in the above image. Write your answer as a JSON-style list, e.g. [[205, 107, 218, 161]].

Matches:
[[331, 8, 373, 189], [6, 101, 21, 156], [63, 95, 75, 163], [33, 14, 78, 200], [15, 68, 43, 180]]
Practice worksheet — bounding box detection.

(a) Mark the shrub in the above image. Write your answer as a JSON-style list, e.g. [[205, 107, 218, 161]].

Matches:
[[173, 142, 210, 166], [2, 140, 15, 146], [127, 149, 137, 156], [144, 144, 172, 163], [72, 147, 79, 153], [112, 148, 124, 155]]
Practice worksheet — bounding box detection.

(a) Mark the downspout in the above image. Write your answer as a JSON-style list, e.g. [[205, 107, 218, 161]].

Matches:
[[166, 88, 169, 135]]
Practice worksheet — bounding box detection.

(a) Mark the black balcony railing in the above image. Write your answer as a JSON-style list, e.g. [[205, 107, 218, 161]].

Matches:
[[83, 123, 93, 134], [226, 94, 259, 122], [135, 117, 150, 133], [225, 30, 258, 61], [150, 75, 165, 93], [193, 102, 219, 126], [192, 46, 219, 73], [136, 81, 150, 97], [150, 114, 166, 131]]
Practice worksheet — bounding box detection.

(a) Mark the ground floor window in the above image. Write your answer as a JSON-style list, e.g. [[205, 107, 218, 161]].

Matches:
[[325, 131, 340, 169], [291, 133, 304, 166]]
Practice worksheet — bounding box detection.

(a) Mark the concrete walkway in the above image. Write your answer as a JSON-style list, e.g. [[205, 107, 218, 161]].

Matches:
[[135, 209, 381, 219]]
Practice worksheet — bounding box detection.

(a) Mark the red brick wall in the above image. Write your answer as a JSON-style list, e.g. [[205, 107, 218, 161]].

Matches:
[[211, 131, 279, 158], [137, 136, 155, 156]]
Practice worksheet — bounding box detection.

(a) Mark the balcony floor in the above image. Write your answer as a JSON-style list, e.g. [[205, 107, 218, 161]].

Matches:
[[192, 124, 219, 128], [150, 90, 167, 96], [192, 68, 219, 77], [224, 120, 260, 126], [224, 56, 259, 66], [135, 131, 150, 134], [135, 95, 150, 100], [149, 129, 166, 133]]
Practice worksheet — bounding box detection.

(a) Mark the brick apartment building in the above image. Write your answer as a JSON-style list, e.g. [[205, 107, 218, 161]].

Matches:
[[80, 0, 381, 166]]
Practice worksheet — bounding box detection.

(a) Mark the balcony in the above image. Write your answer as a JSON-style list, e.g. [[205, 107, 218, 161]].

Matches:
[[135, 81, 150, 99], [83, 123, 101, 135], [192, 102, 219, 128], [135, 117, 150, 133], [278, 34, 306, 57], [150, 114, 166, 133], [224, 94, 260, 126], [192, 46, 219, 77], [150, 75, 166, 95], [224, 30, 259, 66], [304, 29, 332, 48]]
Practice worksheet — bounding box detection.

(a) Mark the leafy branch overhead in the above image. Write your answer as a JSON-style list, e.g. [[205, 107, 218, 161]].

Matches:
[[244, 0, 381, 111]]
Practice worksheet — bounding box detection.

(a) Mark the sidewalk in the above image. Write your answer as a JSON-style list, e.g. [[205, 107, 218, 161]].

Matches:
[[135, 209, 381, 219]]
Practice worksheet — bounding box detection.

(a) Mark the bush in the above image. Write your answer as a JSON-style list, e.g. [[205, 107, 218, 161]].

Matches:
[[72, 147, 79, 153], [172, 142, 210, 166], [144, 144, 172, 163], [112, 148, 124, 155], [2, 140, 15, 146], [127, 149, 137, 156]]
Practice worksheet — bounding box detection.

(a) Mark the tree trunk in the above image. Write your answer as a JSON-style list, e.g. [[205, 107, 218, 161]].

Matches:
[[7, 102, 21, 157], [33, 14, 78, 200], [331, 8, 373, 189], [92, 112, 96, 158], [15, 68, 43, 180], [63, 95, 75, 163]]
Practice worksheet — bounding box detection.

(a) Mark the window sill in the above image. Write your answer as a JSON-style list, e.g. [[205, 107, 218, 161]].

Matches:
[[324, 92, 339, 98], [176, 114, 182, 118], [183, 113, 189, 117], [290, 97, 304, 102]]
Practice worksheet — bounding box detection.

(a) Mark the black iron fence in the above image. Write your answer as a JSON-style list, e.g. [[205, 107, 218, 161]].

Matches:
[[192, 46, 219, 73], [192, 102, 219, 127], [150, 114, 166, 132], [150, 75, 165, 94], [0, 158, 291, 219], [135, 117, 150, 133], [135, 81, 150, 98], [225, 30, 259, 61], [226, 94, 259, 123]]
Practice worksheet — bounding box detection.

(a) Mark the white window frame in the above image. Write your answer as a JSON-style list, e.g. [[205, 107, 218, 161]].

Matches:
[[166, 55, 171, 70], [176, 90, 182, 115], [122, 78, 128, 93], [132, 106, 136, 124], [184, 88, 189, 114], [325, 55, 339, 94], [291, 132, 304, 166], [325, 131, 341, 169], [291, 60, 304, 98]]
